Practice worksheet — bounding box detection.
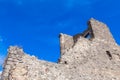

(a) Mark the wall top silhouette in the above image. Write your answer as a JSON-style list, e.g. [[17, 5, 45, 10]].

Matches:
[[1, 18, 120, 80]]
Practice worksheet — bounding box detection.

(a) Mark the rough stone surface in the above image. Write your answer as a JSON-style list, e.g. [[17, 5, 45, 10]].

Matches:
[[1, 18, 120, 80]]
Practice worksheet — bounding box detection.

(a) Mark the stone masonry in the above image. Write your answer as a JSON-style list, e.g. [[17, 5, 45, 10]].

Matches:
[[1, 18, 120, 80]]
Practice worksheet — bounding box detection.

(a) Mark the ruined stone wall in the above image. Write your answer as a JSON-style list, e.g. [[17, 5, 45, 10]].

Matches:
[[1, 46, 24, 80], [1, 18, 120, 80]]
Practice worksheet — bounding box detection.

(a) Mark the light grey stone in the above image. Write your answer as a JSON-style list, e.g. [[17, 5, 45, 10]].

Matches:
[[1, 18, 120, 80]]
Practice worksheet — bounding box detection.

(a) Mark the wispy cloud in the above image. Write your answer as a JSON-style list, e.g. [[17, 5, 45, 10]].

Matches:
[[66, 0, 91, 7], [0, 36, 3, 42], [0, 36, 7, 67], [0, 55, 5, 66], [64, 0, 96, 9]]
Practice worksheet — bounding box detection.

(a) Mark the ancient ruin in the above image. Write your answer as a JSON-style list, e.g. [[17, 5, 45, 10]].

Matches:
[[0, 18, 120, 80]]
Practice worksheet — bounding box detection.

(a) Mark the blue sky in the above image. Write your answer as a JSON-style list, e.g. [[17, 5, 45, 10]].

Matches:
[[0, 0, 120, 70]]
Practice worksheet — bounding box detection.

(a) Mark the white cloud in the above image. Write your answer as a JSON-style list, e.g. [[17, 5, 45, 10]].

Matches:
[[0, 36, 7, 67], [0, 39, 3, 42], [17, 0, 23, 5], [64, 0, 99, 9], [0, 36, 3, 42], [0, 55, 5, 66], [67, 0, 91, 7]]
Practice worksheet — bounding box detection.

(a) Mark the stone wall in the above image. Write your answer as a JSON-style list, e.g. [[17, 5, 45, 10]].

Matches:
[[1, 46, 24, 80], [1, 18, 120, 80]]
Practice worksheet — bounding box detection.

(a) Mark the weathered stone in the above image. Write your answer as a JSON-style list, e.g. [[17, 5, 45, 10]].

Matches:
[[4, 65, 11, 70], [1, 18, 120, 80], [7, 58, 13, 61]]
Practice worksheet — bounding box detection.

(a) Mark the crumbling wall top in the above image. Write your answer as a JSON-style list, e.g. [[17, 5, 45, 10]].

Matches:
[[1, 18, 120, 80], [59, 18, 116, 55], [89, 18, 115, 43]]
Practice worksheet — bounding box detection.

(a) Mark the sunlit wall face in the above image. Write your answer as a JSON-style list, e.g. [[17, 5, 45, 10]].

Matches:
[[0, 0, 120, 71]]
